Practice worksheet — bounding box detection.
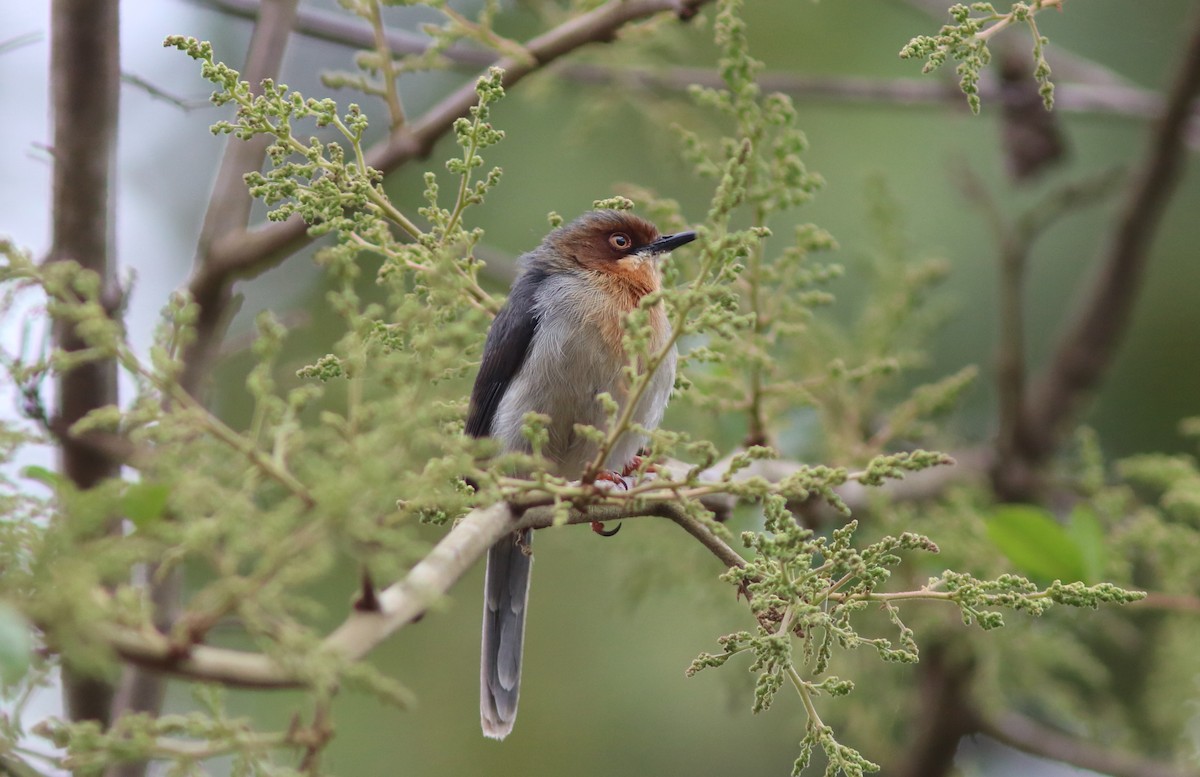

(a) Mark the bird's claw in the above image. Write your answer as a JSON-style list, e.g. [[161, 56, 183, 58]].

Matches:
[[591, 521, 622, 537], [593, 469, 631, 490]]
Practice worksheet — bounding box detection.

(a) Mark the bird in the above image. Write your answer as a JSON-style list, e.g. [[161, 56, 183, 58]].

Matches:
[[466, 210, 696, 739]]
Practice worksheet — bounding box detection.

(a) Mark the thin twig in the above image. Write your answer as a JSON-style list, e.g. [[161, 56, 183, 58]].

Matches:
[[0, 31, 43, 56], [120, 72, 210, 110], [1133, 591, 1200, 615], [365, 0, 405, 128], [296, 699, 333, 774], [973, 0, 1063, 44]]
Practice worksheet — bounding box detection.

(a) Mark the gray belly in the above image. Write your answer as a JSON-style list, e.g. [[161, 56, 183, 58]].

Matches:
[[490, 310, 675, 479]]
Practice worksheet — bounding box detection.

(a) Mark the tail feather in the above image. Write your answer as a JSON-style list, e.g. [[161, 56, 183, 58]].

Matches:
[[481, 529, 532, 739]]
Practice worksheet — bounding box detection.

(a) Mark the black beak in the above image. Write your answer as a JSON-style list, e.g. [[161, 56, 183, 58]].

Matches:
[[638, 230, 697, 255]]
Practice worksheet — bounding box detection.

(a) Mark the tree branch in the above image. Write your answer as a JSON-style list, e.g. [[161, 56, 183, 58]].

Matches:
[[1015, 8, 1200, 476], [955, 166, 1125, 500], [49, 0, 122, 733], [980, 712, 1196, 777], [194, 0, 495, 70], [102, 496, 739, 689]]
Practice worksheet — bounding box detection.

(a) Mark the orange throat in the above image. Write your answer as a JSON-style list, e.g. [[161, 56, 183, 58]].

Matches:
[[588, 262, 668, 356]]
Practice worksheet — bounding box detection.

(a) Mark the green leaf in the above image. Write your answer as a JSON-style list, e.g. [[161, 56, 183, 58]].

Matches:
[[1066, 506, 1106, 583], [985, 504, 1086, 584], [121, 482, 171, 528], [0, 603, 32, 685]]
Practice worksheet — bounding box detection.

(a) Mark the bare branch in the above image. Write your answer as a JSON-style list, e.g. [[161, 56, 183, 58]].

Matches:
[[0, 31, 42, 57], [49, 0, 122, 731], [981, 712, 1196, 777], [1017, 9, 1200, 474]]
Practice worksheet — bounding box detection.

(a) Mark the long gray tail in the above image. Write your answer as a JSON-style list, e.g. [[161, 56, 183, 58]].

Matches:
[[480, 529, 532, 739]]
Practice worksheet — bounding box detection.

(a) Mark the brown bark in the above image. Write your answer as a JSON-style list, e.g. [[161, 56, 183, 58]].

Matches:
[[48, 0, 122, 733]]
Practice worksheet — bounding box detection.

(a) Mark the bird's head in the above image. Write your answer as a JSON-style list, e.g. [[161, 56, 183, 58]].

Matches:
[[536, 211, 697, 283]]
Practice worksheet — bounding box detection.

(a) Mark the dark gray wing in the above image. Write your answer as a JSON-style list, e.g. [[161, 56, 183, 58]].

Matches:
[[465, 266, 546, 439]]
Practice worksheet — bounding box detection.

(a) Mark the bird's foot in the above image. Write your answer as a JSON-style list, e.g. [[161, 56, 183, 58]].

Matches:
[[622, 449, 661, 478], [593, 469, 632, 490], [590, 470, 629, 537]]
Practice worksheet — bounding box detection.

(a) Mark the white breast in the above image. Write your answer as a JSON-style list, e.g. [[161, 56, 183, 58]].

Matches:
[[490, 272, 675, 478]]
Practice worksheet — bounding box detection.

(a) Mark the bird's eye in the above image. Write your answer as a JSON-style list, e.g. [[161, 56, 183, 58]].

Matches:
[[608, 233, 632, 251]]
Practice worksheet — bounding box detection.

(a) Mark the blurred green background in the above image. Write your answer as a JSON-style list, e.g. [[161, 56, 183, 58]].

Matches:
[[5, 0, 1199, 774]]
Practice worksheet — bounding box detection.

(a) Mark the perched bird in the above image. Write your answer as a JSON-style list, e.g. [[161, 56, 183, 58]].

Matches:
[[467, 210, 696, 739]]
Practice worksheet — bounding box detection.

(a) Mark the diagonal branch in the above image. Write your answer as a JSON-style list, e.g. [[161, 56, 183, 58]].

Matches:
[[1015, 8, 1200, 471], [102, 497, 740, 688]]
